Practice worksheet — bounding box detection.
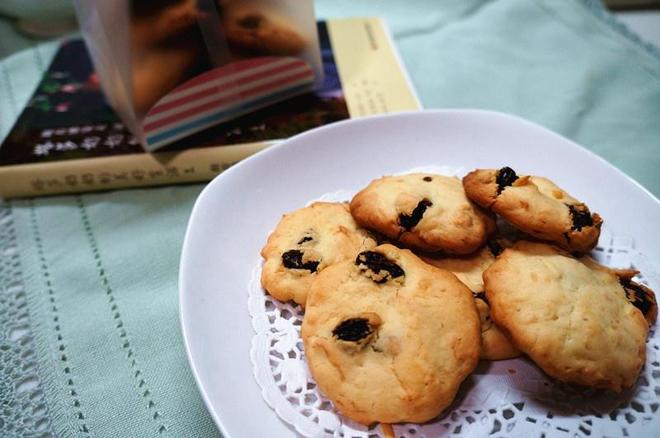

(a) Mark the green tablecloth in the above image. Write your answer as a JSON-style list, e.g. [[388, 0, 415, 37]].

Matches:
[[1, 1, 659, 436]]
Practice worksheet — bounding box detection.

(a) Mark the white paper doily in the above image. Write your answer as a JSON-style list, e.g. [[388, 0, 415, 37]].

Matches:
[[248, 177, 660, 437]]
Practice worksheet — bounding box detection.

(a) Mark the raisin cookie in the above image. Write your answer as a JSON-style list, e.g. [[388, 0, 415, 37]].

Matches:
[[261, 202, 376, 306], [350, 173, 495, 254], [422, 241, 521, 361], [462, 167, 602, 253], [302, 244, 480, 425], [484, 241, 651, 391], [222, 5, 306, 55]]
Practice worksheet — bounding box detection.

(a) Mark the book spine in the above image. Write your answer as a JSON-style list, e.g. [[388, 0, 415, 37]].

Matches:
[[0, 142, 269, 199]]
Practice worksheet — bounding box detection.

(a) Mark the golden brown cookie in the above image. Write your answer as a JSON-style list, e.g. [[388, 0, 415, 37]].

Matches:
[[463, 167, 602, 253], [422, 242, 521, 361], [484, 241, 650, 392], [222, 6, 307, 56], [260, 202, 376, 306], [302, 244, 481, 425], [350, 173, 495, 254]]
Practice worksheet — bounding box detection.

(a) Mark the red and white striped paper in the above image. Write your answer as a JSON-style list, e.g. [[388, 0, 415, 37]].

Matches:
[[143, 57, 316, 150]]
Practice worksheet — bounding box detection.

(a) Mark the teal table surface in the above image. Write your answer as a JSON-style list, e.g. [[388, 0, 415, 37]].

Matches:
[[0, 1, 659, 436]]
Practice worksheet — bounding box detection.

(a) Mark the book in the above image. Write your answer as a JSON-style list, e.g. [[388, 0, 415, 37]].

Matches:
[[0, 18, 421, 198]]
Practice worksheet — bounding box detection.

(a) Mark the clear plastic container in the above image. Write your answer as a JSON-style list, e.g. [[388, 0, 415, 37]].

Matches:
[[74, 0, 323, 150]]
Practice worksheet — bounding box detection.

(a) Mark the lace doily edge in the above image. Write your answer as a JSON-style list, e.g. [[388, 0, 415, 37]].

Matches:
[[248, 274, 321, 437]]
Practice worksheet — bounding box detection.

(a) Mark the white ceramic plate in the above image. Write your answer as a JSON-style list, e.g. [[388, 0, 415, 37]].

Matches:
[[179, 110, 660, 437]]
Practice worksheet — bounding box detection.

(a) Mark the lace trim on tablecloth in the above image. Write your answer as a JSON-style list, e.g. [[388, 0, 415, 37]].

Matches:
[[0, 203, 54, 437]]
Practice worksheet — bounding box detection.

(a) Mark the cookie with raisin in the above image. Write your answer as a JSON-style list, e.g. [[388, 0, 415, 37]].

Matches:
[[584, 265, 657, 327], [484, 241, 651, 392], [261, 202, 376, 306], [350, 173, 495, 254], [462, 167, 602, 253], [422, 241, 521, 360], [302, 244, 480, 425]]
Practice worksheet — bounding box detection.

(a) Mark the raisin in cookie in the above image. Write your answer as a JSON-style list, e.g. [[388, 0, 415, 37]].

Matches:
[[222, 5, 306, 55], [462, 167, 602, 253], [350, 173, 495, 254], [422, 241, 521, 361], [586, 265, 658, 327], [261, 202, 375, 306], [622, 281, 658, 326], [484, 241, 651, 391], [302, 244, 480, 425]]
